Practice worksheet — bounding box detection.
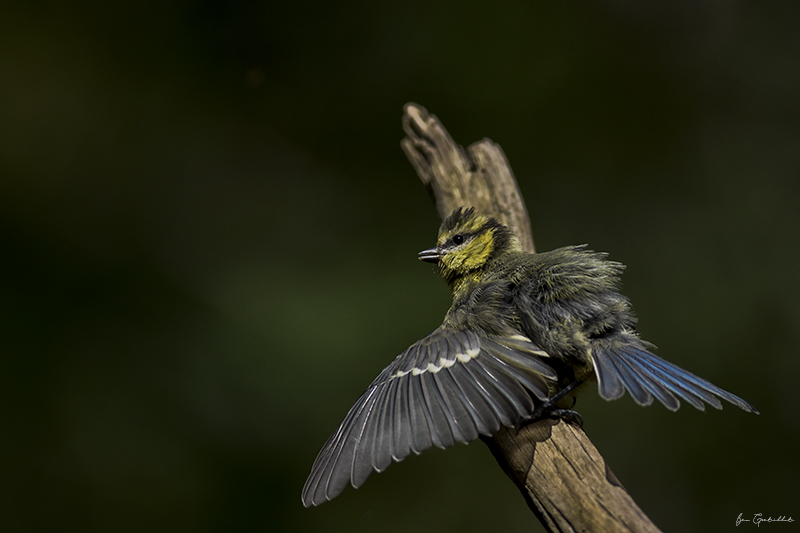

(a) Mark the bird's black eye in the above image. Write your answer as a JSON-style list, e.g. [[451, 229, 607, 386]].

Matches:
[[452, 234, 465, 245]]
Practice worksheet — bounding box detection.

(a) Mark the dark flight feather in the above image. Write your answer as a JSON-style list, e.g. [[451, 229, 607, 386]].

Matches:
[[301, 326, 556, 507]]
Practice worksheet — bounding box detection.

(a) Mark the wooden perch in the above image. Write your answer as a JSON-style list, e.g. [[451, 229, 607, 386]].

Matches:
[[400, 103, 662, 533]]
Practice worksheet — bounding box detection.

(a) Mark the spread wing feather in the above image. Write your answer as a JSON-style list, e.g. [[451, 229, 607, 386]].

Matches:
[[301, 326, 556, 507]]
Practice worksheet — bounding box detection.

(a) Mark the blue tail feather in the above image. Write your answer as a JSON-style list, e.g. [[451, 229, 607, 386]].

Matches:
[[592, 343, 759, 414]]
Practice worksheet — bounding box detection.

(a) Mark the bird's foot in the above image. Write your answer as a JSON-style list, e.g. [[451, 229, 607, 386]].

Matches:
[[545, 408, 584, 428], [528, 380, 585, 428]]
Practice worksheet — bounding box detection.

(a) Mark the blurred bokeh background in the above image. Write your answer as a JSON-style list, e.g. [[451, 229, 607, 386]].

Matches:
[[2, 1, 798, 531]]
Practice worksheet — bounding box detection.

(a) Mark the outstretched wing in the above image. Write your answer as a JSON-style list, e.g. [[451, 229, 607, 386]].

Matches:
[[301, 327, 556, 507], [591, 337, 759, 414]]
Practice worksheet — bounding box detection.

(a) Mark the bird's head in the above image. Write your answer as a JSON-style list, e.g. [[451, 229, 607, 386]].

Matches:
[[419, 207, 520, 289]]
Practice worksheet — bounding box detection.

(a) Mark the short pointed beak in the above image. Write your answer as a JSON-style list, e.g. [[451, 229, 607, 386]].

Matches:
[[418, 247, 442, 263]]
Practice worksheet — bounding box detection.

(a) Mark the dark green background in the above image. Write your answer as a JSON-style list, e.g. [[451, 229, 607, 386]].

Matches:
[[2, 2, 798, 532]]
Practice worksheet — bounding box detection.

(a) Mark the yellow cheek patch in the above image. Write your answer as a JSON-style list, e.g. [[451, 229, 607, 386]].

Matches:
[[439, 229, 495, 274], [462, 230, 495, 269]]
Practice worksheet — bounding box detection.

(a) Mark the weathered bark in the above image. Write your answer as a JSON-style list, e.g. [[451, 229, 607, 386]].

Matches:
[[401, 103, 661, 533]]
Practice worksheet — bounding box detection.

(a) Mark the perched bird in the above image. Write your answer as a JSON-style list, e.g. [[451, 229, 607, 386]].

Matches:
[[302, 207, 758, 507]]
